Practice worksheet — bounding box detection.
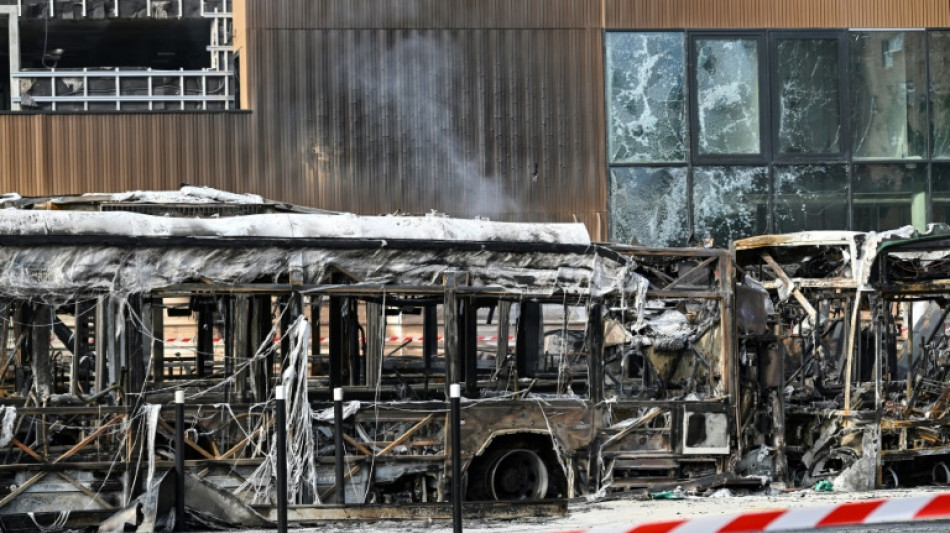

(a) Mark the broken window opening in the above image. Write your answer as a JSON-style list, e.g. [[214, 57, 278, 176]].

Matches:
[[18, 19, 211, 70], [851, 31, 927, 160], [774, 35, 844, 156], [609, 166, 689, 247], [606, 32, 686, 163], [692, 166, 769, 246], [691, 35, 764, 157]]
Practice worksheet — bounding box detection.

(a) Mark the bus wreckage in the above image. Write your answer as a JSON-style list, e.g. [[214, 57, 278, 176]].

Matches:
[[0, 187, 947, 530]]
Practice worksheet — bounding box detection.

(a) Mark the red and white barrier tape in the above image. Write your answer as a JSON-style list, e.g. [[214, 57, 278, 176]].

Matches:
[[552, 493, 950, 533]]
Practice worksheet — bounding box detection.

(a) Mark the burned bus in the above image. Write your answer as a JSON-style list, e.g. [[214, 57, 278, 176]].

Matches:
[[734, 227, 950, 490], [0, 189, 744, 529]]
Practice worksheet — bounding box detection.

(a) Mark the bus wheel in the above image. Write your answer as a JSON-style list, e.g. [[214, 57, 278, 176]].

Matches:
[[933, 462, 950, 486], [488, 449, 549, 501], [882, 466, 899, 489]]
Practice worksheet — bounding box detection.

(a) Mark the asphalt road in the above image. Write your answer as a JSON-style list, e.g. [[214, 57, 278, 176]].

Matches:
[[243, 487, 950, 533]]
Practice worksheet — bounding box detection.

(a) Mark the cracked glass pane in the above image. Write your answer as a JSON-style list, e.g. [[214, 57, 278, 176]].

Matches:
[[930, 32, 950, 158], [853, 164, 927, 231], [693, 167, 767, 246], [609, 167, 689, 246], [930, 164, 950, 222], [774, 165, 849, 232], [606, 33, 686, 163], [851, 31, 926, 160], [776, 39, 841, 155], [694, 38, 761, 155]]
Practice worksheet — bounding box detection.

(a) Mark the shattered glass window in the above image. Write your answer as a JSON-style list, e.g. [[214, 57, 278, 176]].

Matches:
[[692, 167, 768, 246], [930, 32, 950, 159], [853, 164, 927, 231], [606, 33, 686, 163], [694, 38, 761, 155], [774, 165, 849, 232], [776, 38, 842, 155], [609, 167, 689, 247], [851, 31, 927, 160], [931, 164, 950, 221]]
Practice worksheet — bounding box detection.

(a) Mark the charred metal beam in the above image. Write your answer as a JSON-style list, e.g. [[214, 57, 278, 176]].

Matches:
[[760, 251, 817, 320], [233, 295, 250, 401], [311, 296, 322, 377], [496, 301, 511, 374], [344, 298, 360, 385], [461, 299, 478, 397], [30, 303, 53, 401], [515, 300, 542, 380], [365, 302, 383, 387], [196, 298, 215, 379], [588, 302, 605, 404], [443, 272, 464, 396], [423, 304, 437, 394], [328, 295, 344, 390]]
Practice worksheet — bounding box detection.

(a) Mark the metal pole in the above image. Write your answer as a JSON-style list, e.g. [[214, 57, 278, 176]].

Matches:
[[333, 387, 345, 504], [275, 385, 288, 533], [450, 383, 462, 533], [174, 390, 186, 532]]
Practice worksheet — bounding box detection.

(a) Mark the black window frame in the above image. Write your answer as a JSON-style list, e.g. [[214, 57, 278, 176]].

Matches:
[[605, 28, 950, 246]]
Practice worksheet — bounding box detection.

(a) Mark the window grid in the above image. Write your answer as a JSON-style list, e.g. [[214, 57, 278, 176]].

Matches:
[[606, 29, 950, 247]]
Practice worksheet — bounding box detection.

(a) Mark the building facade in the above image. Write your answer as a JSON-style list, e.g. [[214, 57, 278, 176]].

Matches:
[[2, 0, 950, 244]]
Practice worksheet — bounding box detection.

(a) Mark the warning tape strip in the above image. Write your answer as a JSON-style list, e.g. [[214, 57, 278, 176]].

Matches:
[[552, 493, 950, 533]]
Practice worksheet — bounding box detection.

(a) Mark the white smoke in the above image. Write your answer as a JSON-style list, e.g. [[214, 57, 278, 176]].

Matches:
[[333, 32, 517, 218]]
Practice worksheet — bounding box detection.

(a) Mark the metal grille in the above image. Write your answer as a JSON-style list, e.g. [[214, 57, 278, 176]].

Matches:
[[101, 203, 266, 217]]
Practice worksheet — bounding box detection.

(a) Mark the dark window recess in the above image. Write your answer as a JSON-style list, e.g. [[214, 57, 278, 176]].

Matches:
[[929, 164, 950, 222], [18, 18, 211, 70], [852, 164, 927, 231], [0, 15, 10, 110], [931, 32, 950, 159], [773, 165, 849, 233], [685, 414, 708, 447], [775, 37, 843, 156], [851, 31, 927, 160]]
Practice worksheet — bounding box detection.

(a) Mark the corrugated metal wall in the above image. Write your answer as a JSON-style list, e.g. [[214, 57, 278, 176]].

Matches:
[[0, 113, 250, 196], [244, 0, 600, 29], [241, 24, 606, 228], [606, 0, 950, 28]]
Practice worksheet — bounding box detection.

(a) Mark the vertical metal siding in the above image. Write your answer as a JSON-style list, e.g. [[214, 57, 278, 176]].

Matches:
[[0, 113, 251, 197], [606, 0, 950, 28], [246, 0, 600, 29], [240, 25, 605, 227]]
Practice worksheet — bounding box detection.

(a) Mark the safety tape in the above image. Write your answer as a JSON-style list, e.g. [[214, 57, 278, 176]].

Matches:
[[551, 493, 950, 533]]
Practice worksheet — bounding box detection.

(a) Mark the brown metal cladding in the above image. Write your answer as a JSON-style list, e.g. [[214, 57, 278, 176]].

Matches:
[[606, 0, 950, 28], [246, 0, 600, 30], [0, 113, 250, 197], [239, 3, 608, 233]]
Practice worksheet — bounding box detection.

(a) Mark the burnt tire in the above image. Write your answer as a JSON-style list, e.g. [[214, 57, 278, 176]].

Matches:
[[468, 447, 549, 501]]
